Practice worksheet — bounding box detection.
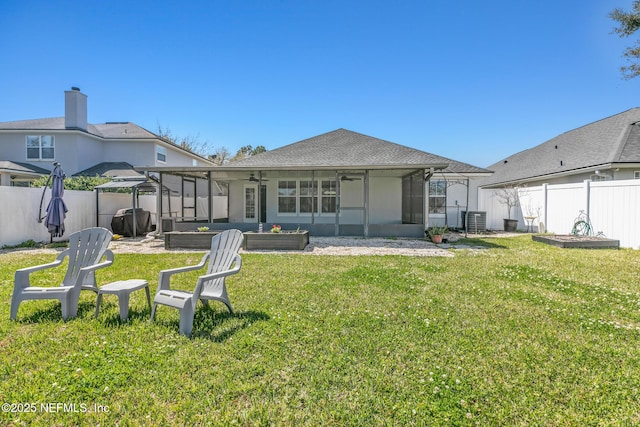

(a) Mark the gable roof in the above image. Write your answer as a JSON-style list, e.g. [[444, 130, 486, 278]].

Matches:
[[0, 161, 50, 176], [482, 108, 640, 186], [228, 128, 490, 174]]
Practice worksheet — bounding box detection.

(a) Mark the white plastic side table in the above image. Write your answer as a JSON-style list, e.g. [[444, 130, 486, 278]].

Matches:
[[95, 279, 151, 321]]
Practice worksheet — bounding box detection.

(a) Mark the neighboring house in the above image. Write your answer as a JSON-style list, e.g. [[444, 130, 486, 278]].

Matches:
[[0, 161, 51, 186], [140, 128, 492, 237], [475, 108, 640, 237], [0, 88, 214, 186], [481, 108, 640, 188]]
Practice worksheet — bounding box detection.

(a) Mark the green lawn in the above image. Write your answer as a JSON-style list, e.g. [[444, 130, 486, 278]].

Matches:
[[1, 235, 639, 426]]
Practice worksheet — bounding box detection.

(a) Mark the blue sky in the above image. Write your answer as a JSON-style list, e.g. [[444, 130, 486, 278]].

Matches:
[[1, 0, 639, 167]]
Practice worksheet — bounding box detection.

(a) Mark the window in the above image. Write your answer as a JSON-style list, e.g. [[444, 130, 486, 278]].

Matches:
[[300, 180, 318, 213], [26, 135, 55, 160], [278, 181, 297, 213], [321, 180, 337, 213], [156, 146, 167, 163], [276, 179, 335, 215], [429, 180, 446, 214], [244, 186, 256, 221], [635, 171, 640, 180]]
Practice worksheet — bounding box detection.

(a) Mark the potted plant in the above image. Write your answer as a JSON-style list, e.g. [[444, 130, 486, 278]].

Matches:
[[427, 225, 448, 244], [495, 185, 520, 232]]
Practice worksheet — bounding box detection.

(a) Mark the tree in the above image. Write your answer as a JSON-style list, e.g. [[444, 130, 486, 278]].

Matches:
[[156, 124, 214, 157], [156, 124, 243, 164], [494, 185, 521, 219], [611, 1, 640, 79], [230, 145, 267, 162], [208, 147, 231, 165]]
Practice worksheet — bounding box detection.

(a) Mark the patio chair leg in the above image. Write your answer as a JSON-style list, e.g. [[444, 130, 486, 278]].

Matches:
[[95, 294, 103, 318], [10, 296, 20, 320], [61, 301, 71, 320], [223, 301, 233, 314], [179, 305, 195, 337]]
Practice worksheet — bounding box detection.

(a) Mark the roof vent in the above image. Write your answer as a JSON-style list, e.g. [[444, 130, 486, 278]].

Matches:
[[503, 160, 508, 164], [555, 145, 558, 149], [71, 86, 81, 91], [560, 160, 564, 166]]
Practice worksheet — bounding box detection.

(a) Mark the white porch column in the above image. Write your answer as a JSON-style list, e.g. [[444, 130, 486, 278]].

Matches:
[[364, 170, 369, 237], [335, 172, 340, 236]]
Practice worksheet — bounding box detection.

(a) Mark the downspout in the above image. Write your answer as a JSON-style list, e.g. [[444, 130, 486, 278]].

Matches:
[[258, 171, 263, 225], [465, 178, 470, 238]]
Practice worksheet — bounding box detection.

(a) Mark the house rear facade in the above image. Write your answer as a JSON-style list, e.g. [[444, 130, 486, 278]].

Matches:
[[140, 129, 492, 237]]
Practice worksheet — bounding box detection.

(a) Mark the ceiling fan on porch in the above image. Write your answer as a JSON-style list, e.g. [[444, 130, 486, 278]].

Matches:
[[340, 175, 361, 182], [245, 173, 269, 182]]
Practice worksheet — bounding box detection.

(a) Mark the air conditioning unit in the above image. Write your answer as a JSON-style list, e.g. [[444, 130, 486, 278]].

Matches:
[[161, 217, 176, 233], [461, 211, 487, 233]]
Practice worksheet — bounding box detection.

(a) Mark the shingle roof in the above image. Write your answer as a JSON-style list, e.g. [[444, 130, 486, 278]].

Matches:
[[229, 128, 490, 173], [482, 108, 640, 186], [74, 162, 144, 178], [0, 161, 50, 175], [0, 117, 158, 139]]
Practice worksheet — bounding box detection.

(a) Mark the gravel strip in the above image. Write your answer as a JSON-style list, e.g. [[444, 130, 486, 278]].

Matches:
[[4, 232, 514, 257]]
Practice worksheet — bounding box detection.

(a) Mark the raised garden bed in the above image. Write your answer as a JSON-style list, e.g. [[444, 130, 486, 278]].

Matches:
[[532, 234, 619, 249], [243, 230, 309, 251], [164, 231, 221, 249]]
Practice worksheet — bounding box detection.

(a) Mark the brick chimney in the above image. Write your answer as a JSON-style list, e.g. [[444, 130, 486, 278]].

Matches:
[[64, 87, 88, 131]]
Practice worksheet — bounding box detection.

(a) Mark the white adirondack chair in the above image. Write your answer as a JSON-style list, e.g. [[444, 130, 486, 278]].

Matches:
[[10, 227, 114, 321], [151, 229, 243, 336]]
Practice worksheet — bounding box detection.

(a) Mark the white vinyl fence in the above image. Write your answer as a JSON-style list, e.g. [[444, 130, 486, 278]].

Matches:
[[479, 179, 640, 249], [0, 187, 157, 247]]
